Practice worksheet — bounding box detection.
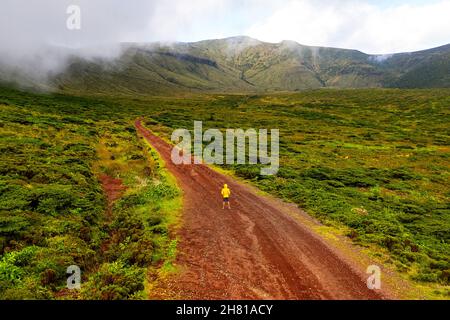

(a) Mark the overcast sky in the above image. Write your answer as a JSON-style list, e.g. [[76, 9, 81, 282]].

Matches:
[[1, 0, 449, 59]]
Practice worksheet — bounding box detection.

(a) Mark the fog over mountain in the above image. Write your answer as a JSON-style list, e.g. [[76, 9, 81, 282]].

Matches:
[[2, 36, 447, 93], [1, 1, 449, 92], [0, 0, 156, 89]]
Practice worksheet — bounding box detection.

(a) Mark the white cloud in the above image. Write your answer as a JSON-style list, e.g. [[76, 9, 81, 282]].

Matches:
[[0, 0, 156, 83], [246, 0, 450, 54], [145, 0, 230, 42]]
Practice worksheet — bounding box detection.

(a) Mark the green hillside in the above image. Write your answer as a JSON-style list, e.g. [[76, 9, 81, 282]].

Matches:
[[50, 37, 450, 94], [390, 47, 450, 88]]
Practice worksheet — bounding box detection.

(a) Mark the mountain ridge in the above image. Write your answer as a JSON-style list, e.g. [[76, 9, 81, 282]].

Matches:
[[2, 36, 450, 94]]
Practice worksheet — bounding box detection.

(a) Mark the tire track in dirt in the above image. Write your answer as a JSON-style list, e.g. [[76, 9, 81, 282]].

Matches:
[[135, 120, 389, 300]]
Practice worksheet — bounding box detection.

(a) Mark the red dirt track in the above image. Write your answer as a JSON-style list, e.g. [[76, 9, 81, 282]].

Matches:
[[135, 120, 388, 300], [98, 174, 126, 215]]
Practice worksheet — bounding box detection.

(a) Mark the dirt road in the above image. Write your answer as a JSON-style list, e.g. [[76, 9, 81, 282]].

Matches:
[[135, 120, 388, 300]]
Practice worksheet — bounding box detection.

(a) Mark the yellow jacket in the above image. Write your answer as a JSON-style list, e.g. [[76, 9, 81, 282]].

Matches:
[[221, 184, 231, 198]]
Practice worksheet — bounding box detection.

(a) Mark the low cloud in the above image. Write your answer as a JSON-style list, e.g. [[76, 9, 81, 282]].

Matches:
[[0, 0, 238, 86], [0, 0, 156, 86]]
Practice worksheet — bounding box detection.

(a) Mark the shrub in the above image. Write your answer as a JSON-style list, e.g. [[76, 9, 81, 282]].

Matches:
[[81, 262, 144, 300]]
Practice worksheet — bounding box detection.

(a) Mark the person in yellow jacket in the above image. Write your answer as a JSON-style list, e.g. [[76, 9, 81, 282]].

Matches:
[[221, 183, 231, 209]]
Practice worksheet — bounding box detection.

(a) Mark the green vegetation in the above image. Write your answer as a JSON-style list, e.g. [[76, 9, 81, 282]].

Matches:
[[0, 85, 448, 298], [54, 37, 450, 95], [0, 87, 181, 299]]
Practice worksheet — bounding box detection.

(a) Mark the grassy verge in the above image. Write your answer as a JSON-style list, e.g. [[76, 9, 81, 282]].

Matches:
[[0, 87, 181, 299], [82, 120, 181, 299]]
